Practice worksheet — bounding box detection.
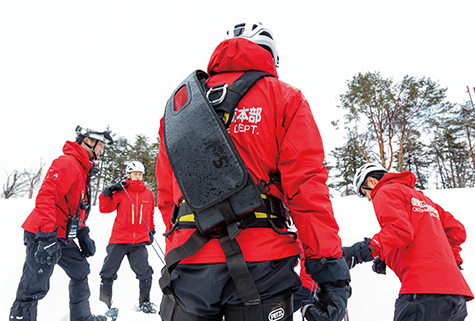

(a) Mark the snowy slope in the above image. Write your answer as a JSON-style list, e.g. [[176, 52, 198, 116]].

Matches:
[[2, 187, 474, 320]]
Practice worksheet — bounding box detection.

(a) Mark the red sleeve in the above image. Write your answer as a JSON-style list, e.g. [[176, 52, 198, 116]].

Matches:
[[99, 193, 119, 214], [438, 205, 466, 265], [149, 189, 156, 231], [156, 119, 175, 232], [34, 156, 78, 233], [370, 186, 415, 260], [278, 90, 342, 259]]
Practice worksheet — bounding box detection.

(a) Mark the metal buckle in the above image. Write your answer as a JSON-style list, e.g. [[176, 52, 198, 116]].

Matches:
[[206, 83, 228, 106]]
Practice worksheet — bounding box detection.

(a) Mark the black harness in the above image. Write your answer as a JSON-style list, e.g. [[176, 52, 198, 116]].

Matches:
[[160, 70, 294, 321]]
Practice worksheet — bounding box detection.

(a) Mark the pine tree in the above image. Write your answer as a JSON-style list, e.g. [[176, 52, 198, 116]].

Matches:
[[336, 71, 446, 172], [92, 137, 131, 205], [394, 130, 430, 190], [429, 104, 474, 188], [129, 134, 159, 198], [328, 132, 368, 196]]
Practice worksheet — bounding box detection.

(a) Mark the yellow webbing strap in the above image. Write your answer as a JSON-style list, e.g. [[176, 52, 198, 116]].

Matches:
[[178, 212, 277, 222], [176, 194, 279, 222]]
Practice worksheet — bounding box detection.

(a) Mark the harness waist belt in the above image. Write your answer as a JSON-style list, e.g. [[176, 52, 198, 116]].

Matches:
[[172, 194, 287, 230]]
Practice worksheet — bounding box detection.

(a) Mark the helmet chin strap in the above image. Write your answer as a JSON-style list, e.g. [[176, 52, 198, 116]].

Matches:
[[83, 140, 99, 161]]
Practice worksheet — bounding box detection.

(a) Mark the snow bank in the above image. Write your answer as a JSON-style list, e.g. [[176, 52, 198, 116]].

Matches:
[[2, 187, 474, 320]]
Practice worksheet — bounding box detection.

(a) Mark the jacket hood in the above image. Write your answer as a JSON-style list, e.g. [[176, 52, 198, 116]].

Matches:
[[207, 38, 278, 77], [63, 141, 92, 172], [371, 171, 417, 198]]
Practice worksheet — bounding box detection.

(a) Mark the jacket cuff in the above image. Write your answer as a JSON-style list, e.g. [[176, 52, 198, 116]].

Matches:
[[369, 238, 381, 257], [305, 257, 350, 286]]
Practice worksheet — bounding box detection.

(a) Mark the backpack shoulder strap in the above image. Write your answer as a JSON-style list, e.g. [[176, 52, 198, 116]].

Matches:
[[209, 71, 275, 128]]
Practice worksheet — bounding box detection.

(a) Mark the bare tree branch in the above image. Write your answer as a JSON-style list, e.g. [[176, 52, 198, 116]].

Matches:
[[2, 169, 29, 199]]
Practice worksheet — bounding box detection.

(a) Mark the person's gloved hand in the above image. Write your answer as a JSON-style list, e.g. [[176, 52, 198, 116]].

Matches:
[[102, 181, 126, 197], [304, 257, 350, 321], [77, 227, 95, 258], [372, 256, 386, 275], [341, 237, 373, 269], [35, 232, 61, 265], [147, 229, 156, 245], [301, 284, 350, 321]]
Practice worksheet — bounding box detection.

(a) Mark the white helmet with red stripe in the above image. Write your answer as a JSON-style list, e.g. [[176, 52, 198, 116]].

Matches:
[[226, 20, 279, 67]]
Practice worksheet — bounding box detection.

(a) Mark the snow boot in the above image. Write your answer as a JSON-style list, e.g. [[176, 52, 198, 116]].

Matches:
[[9, 300, 38, 321], [99, 278, 113, 309], [138, 301, 157, 314]]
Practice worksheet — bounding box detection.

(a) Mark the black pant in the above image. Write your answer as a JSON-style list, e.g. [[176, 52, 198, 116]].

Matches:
[[11, 231, 92, 321], [99, 243, 154, 302], [162, 256, 301, 318], [394, 293, 468, 321], [292, 285, 314, 313]]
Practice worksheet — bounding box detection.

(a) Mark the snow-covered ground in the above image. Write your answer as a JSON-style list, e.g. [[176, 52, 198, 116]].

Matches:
[[2, 187, 474, 320]]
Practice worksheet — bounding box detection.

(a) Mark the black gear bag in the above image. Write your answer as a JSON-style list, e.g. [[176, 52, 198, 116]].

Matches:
[[160, 70, 275, 321], [162, 70, 274, 238]]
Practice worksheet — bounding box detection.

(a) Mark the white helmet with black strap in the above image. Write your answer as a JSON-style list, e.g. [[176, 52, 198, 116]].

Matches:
[[226, 20, 279, 67], [75, 125, 114, 160], [75, 125, 114, 146], [353, 163, 388, 198]]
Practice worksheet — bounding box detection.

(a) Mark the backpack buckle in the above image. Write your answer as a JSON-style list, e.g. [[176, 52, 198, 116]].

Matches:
[[207, 83, 228, 106]]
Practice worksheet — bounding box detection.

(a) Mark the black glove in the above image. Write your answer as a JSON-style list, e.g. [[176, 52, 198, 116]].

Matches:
[[77, 227, 95, 258], [341, 238, 373, 269], [301, 283, 350, 321], [102, 181, 126, 197], [305, 257, 350, 286], [35, 232, 61, 265], [147, 229, 156, 245], [372, 256, 386, 275], [303, 257, 350, 320]]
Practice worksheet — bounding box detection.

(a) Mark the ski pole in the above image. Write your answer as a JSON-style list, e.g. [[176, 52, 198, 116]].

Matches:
[[120, 183, 165, 265]]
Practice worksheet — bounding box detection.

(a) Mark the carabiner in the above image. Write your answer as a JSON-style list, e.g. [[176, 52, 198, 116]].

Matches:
[[207, 83, 228, 106]]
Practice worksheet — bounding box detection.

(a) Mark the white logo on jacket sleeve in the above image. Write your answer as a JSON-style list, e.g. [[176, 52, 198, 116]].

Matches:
[[411, 197, 439, 220]]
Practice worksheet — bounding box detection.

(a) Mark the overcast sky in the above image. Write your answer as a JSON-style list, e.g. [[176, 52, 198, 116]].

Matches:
[[1, 0, 474, 183]]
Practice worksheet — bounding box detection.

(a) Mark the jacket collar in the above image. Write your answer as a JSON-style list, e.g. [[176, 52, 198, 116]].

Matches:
[[371, 171, 417, 198], [62, 141, 92, 172], [125, 178, 146, 192], [207, 38, 278, 77]]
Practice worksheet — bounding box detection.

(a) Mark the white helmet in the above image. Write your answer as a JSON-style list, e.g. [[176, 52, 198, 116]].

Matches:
[[75, 125, 114, 146], [353, 163, 388, 198], [126, 161, 145, 174], [226, 20, 279, 67]]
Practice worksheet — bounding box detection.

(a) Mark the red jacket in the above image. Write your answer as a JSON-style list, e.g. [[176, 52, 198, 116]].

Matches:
[[369, 171, 473, 300], [99, 179, 155, 244], [22, 141, 93, 239], [156, 38, 342, 263]]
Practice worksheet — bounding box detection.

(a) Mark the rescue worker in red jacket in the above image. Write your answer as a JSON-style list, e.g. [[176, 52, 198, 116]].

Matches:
[[98, 161, 156, 314], [156, 20, 349, 321], [342, 163, 473, 321], [9, 126, 113, 321]]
